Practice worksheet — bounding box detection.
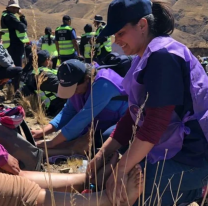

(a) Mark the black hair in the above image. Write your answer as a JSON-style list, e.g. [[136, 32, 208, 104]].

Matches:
[[84, 24, 92, 33], [45, 27, 52, 46], [131, 1, 174, 36], [78, 65, 97, 85]]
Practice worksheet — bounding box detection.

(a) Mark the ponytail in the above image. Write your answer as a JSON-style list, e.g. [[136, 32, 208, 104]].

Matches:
[[130, 1, 174, 37], [47, 33, 52, 46], [150, 1, 174, 36], [44, 27, 52, 46]]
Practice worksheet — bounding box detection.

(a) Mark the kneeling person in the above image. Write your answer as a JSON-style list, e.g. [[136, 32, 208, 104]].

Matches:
[[33, 59, 128, 154], [20, 50, 66, 116]]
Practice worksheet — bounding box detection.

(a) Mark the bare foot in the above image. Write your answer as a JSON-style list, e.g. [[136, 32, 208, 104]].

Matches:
[[123, 165, 144, 206], [96, 151, 119, 190]]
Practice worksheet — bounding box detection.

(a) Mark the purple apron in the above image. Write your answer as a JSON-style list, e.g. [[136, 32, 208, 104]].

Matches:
[[123, 36, 208, 164], [70, 68, 127, 133]]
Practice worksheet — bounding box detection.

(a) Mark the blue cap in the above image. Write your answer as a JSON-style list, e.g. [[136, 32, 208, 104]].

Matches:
[[57, 59, 86, 99], [37, 50, 50, 66], [99, 0, 152, 37]]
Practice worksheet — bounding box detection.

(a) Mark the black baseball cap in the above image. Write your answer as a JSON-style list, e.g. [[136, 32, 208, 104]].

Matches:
[[37, 50, 50, 66], [57, 59, 86, 99], [63, 15, 71, 21], [99, 0, 152, 37]]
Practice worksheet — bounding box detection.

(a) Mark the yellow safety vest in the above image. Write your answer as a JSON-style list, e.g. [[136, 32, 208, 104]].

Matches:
[[95, 25, 112, 56], [1, 12, 29, 48], [55, 26, 75, 56], [81, 32, 95, 59], [41, 35, 58, 57], [32, 67, 57, 108]]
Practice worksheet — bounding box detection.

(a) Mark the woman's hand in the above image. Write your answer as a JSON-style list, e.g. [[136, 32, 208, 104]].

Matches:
[[31, 129, 43, 139], [1, 154, 20, 175], [36, 139, 54, 149]]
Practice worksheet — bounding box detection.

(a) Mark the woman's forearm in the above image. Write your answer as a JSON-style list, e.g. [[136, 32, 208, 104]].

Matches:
[[118, 138, 154, 174], [42, 124, 56, 135], [97, 137, 121, 158]]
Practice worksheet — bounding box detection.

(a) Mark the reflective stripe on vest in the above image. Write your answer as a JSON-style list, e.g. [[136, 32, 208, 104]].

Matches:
[[97, 37, 112, 55], [1, 12, 29, 45], [41, 35, 58, 57], [33, 67, 57, 108], [95, 26, 112, 55], [55, 26, 75, 55], [81, 32, 95, 59]]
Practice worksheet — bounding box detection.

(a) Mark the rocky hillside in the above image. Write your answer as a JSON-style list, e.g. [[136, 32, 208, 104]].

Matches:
[[0, 0, 208, 48]]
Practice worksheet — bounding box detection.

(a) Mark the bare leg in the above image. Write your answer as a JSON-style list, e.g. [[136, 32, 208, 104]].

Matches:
[[20, 171, 86, 193], [36, 166, 143, 206], [95, 151, 119, 190], [20, 152, 118, 193]]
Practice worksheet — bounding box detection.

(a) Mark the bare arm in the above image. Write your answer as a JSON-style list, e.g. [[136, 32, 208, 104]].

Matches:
[[118, 138, 154, 174], [31, 124, 56, 139]]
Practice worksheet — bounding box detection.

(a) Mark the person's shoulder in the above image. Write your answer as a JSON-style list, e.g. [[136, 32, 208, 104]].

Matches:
[[148, 48, 182, 64]]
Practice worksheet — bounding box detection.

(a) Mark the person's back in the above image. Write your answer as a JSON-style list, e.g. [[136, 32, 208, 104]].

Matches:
[[80, 24, 95, 63], [55, 15, 79, 63], [21, 50, 66, 116], [39, 27, 58, 69], [93, 15, 112, 63]]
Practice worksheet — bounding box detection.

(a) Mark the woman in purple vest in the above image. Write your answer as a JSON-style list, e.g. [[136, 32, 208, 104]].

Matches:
[[88, 0, 208, 205], [32, 59, 128, 155]]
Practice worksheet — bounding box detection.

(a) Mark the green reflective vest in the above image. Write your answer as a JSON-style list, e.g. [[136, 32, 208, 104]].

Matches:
[[81, 32, 95, 59], [32, 67, 57, 108], [55, 26, 75, 56], [2, 12, 29, 48], [95, 25, 112, 55], [41, 35, 58, 57]]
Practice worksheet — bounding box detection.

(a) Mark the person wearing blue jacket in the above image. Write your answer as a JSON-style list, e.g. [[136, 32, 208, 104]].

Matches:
[[32, 59, 128, 156]]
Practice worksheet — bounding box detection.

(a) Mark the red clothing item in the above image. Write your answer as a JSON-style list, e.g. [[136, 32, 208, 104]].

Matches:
[[110, 109, 135, 146], [110, 105, 175, 145]]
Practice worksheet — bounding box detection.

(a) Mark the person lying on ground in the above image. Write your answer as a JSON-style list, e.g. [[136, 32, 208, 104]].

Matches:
[[32, 59, 128, 156], [0, 29, 22, 91], [0, 143, 144, 206], [88, 0, 208, 205], [17, 50, 66, 116], [0, 163, 143, 206]]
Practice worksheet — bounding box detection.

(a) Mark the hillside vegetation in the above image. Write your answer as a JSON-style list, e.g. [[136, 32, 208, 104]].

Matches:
[[0, 0, 207, 48]]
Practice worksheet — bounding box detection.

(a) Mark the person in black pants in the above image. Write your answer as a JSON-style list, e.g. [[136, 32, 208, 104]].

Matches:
[[1, 2, 29, 67], [0, 30, 22, 91]]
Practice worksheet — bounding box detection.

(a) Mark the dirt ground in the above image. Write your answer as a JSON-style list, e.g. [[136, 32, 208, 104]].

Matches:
[[0, 87, 88, 174], [0, 87, 204, 205]]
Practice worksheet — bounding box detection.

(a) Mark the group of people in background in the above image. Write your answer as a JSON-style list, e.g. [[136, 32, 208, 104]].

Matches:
[[0, 0, 208, 206]]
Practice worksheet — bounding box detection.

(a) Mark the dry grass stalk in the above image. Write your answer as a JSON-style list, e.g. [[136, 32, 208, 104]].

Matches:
[[148, 162, 160, 206], [116, 94, 149, 206], [30, 5, 56, 206], [201, 184, 208, 206], [152, 149, 168, 206]]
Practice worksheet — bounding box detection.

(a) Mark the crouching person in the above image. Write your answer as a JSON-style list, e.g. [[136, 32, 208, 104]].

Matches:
[[32, 59, 128, 156], [19, 50, 66, 116], [0, 29, 22, 91]]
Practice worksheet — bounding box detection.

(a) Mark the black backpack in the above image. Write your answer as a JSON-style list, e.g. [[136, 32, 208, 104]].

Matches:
[[97, 52, 134, 101], [97, 52, 133, 77]]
